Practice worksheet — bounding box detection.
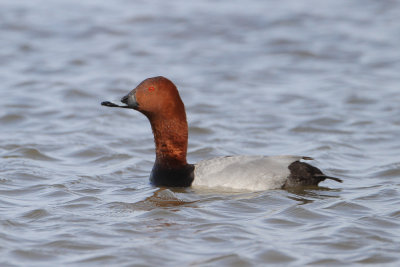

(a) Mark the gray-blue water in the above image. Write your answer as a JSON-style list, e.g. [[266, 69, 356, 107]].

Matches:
[[1, 0, 400, 266]]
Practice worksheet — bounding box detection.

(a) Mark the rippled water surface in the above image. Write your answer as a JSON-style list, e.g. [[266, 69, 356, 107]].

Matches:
[[1, 0, 400, 266]]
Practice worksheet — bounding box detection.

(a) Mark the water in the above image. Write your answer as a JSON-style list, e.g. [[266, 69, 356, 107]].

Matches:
[[1, 0, 400, 265]]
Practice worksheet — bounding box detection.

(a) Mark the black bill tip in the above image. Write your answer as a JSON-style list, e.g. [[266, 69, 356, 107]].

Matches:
[[101, 101, 118, 107], [101, 101, 130, 108]]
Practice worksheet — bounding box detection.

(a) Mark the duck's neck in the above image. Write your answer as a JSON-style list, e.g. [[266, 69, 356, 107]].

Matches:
[[148, 113, 188, 169]]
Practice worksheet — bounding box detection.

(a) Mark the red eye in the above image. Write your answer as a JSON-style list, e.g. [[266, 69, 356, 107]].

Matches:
[[148, 87, 155, 92]]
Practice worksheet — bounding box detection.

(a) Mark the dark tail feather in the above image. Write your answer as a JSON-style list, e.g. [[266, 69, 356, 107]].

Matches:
[[316, 175, 343, 183]]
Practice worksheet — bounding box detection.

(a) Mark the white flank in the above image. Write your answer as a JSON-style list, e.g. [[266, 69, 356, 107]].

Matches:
[[192, 155, 305, 191]]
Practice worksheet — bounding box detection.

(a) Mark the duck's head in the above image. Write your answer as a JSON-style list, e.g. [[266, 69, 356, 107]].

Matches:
[[101, 76, 185, 119], [102, 76, 189, 169]]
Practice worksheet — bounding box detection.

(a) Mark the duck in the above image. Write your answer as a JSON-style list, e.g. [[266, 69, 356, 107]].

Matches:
[[101, 76, 342, 191]]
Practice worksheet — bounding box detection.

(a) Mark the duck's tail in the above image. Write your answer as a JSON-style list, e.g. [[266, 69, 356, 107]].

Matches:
[[283, 161, 343, 188], [315, 174, 343, 183]]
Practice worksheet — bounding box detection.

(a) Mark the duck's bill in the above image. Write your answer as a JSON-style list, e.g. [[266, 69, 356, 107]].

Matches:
[[101, 101, 131, 108]]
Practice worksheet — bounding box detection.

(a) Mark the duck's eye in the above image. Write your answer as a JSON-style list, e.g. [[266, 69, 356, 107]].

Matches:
[[148, 86, 155, 92]]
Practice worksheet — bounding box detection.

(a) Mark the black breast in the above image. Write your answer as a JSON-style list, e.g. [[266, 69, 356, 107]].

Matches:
[[150, 163, 195, 187]]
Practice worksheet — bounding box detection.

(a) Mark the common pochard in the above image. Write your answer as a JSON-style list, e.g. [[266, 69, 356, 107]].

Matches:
[[101, 76, 342, 191]]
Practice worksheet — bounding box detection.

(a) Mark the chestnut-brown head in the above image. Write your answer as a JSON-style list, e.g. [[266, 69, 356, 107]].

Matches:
[[101, 76, 185, 117], [101, 76, 189, 168], [117, 76, 184, 120]]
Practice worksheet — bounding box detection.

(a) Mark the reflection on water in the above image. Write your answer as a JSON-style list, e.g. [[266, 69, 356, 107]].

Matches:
[[1, 0, 400, 265]]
